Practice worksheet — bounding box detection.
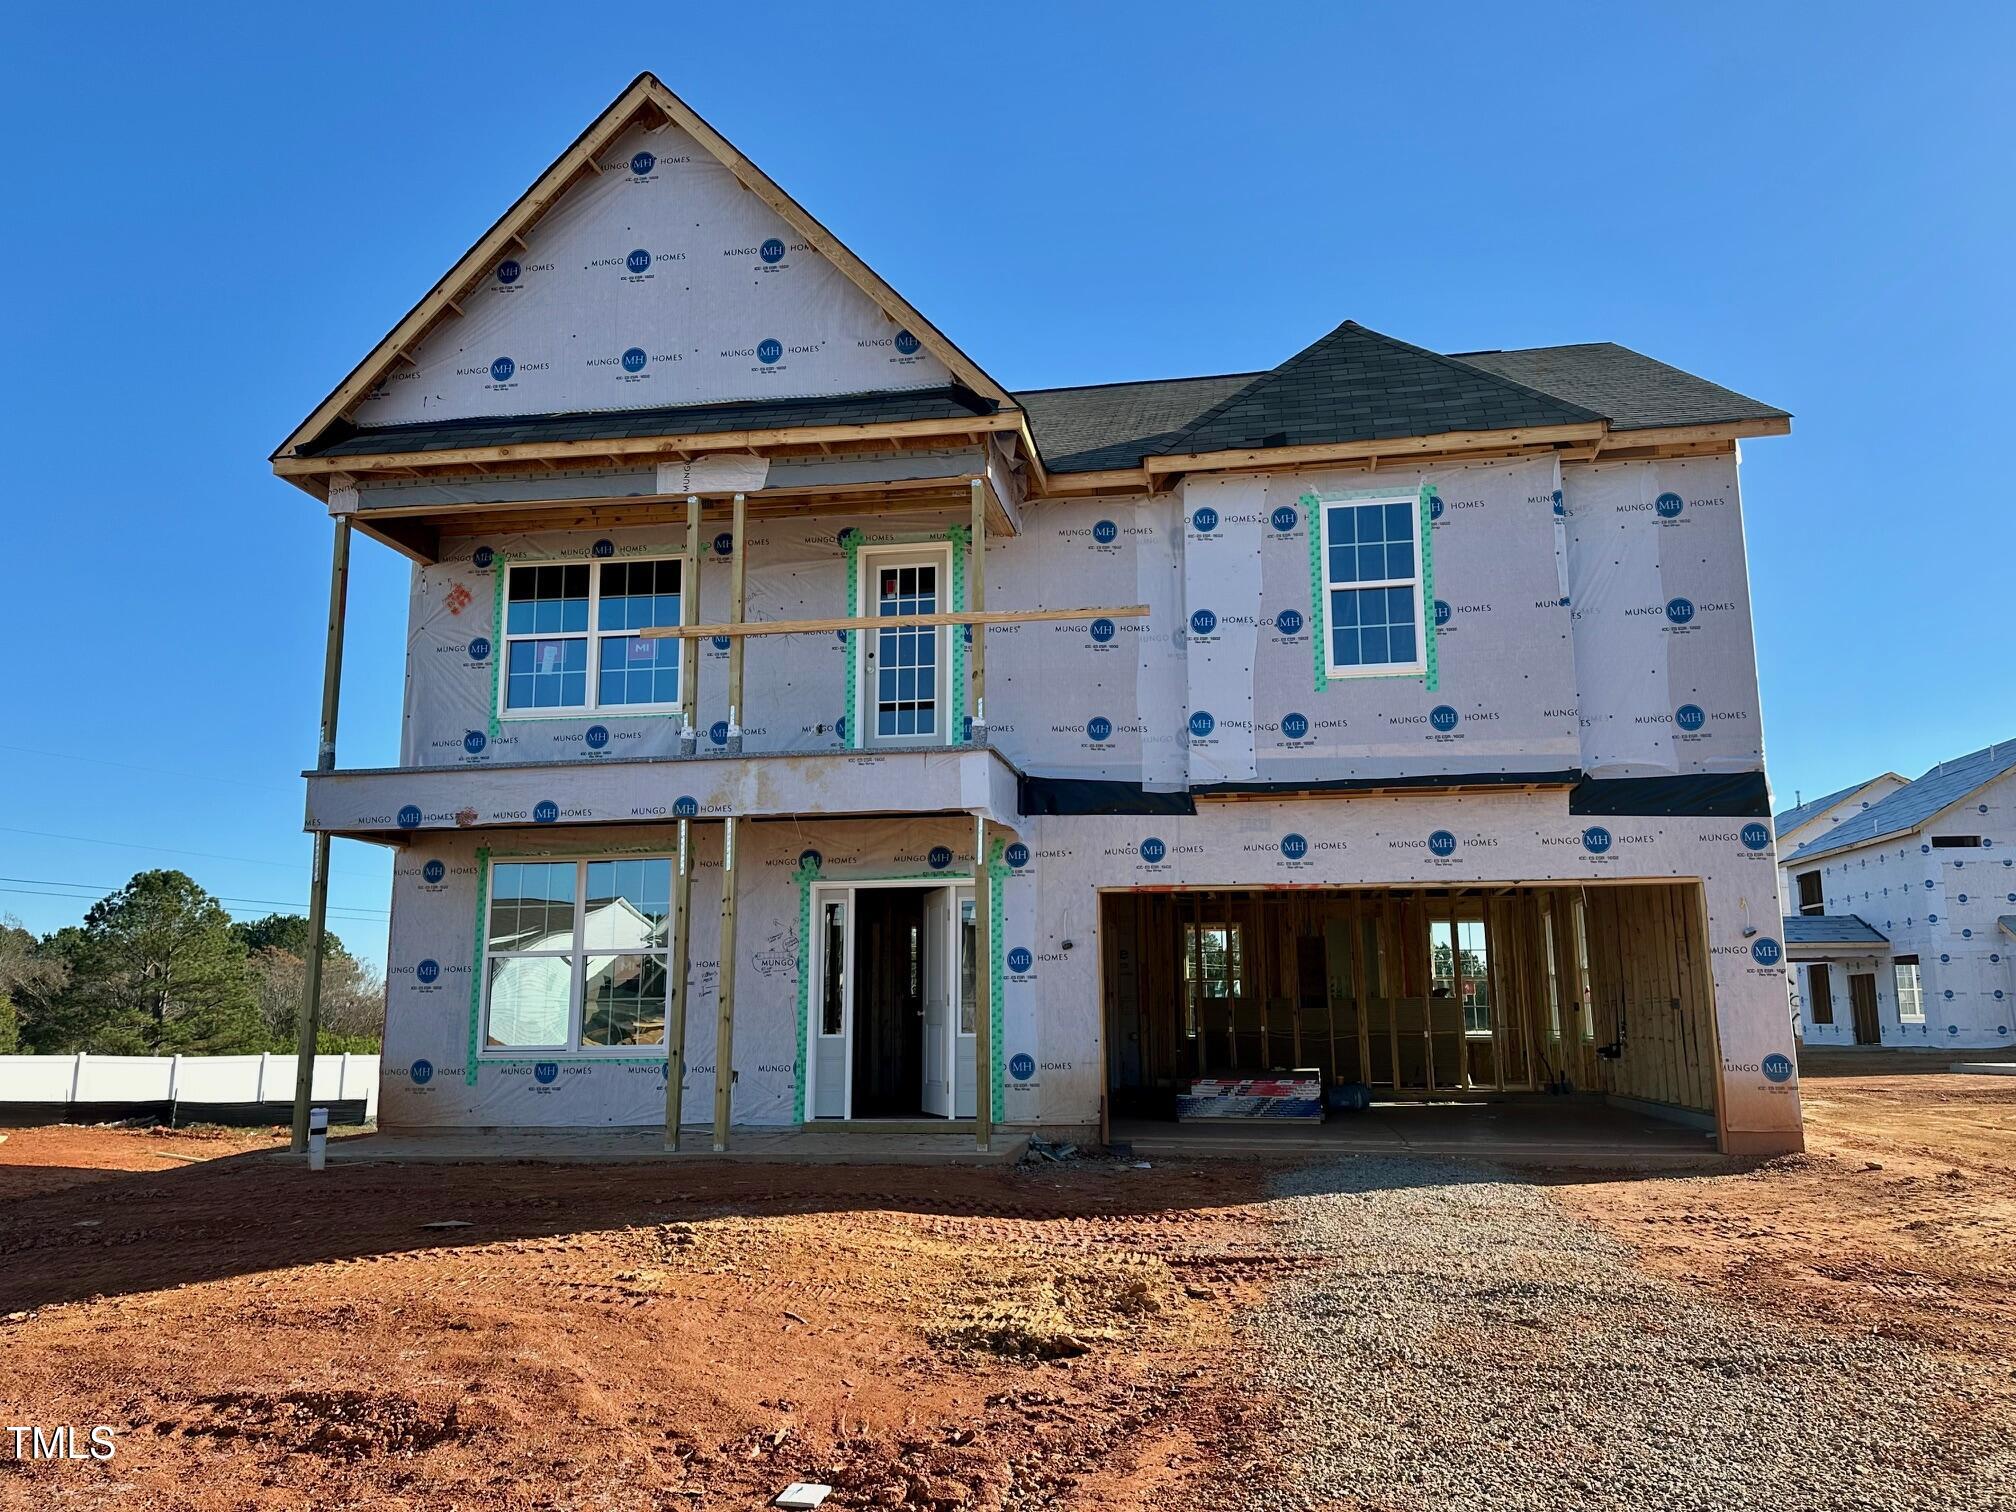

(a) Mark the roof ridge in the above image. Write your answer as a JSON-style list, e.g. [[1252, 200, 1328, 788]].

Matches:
[[1011, 370, 1265, 398]]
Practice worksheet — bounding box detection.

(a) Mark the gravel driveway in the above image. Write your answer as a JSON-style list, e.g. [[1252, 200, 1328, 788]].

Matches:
[[1242, 1157, 2016, 1512]]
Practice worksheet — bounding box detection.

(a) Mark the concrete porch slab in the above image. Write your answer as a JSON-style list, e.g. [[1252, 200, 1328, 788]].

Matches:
[[310, 1126, 1030, 1165], [1113, 1098, 1721, 1167]]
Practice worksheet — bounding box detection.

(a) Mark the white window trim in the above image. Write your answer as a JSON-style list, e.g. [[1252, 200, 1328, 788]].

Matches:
[[1894, 958, 1925, 1023], [498, 554, 689, 722], [481, 853, 676, 1057], [852, 541, 955, 749], [1319, 492, 1427, 680]]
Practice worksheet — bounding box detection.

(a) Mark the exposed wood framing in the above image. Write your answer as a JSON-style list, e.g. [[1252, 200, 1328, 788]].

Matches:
[[638, 603, 1148, 641], [663, 815, 695, 1148]]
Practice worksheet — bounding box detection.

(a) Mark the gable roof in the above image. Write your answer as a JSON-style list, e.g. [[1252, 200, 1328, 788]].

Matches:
[[1150, 321, 1604, 460], [1774, 774, 1904, 836], [1787, 738, 2016, 863], [1451, 342, 1789, 432], [1016, 373, 1261, 474], [274, 72, 1010, 460]]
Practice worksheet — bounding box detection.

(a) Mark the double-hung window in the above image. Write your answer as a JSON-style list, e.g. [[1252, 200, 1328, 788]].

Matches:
[[1321, 495, 1425, 677], [502, 558, 684, 715], [1893, 956, 1924, 1023], [483, 857, 673, 1052]]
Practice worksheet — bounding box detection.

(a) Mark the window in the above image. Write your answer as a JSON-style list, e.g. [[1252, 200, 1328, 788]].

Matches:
[[1321, 495, 1424, 677], [1893, 956, 1924, 1022], [1930, 836, 1983, 849], [484, 857, 672, 1051], [819, 898, 847, 1037], [1182, 922, 1245, 1038], [1807, 962, 1834, 1025], [1795, 870, 1825, 916], [1570, 894, 1595, 1042], [959, 896, 977, 1035], [871, 558, 941, 741], [503, 558, 683, 715], [1431, 915, 1493, 1036], [1541, 899, 1563, 1039]]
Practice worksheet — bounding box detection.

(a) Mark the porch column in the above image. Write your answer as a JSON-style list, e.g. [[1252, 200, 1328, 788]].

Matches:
[[713, 815, 741, 1151], [679, 494, 701, 755], [291, 515, 352, 1153], [725, 491, 747, 754], [663, 815, 695, 1149], [972, 811, 992, 1152], [968, 478, 987, 745]]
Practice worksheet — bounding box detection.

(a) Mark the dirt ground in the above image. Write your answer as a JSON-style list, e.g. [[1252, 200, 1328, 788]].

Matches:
[[3, 1054, 2015, 1510], [1555, 1053, 2016, 1373]]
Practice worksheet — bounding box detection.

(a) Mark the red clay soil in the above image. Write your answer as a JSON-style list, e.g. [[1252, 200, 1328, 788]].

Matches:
[[9, 1062, 2016, 1509], [1556, 1066, 2016, 1372], [0, 1127, 1278, 1511]]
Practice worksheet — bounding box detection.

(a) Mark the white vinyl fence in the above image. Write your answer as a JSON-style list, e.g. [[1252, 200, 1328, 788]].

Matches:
[[0, 1053, 378, 1119]]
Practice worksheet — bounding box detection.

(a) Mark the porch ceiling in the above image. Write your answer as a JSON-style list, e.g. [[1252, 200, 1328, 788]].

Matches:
[[303, 744, 1023, 842]]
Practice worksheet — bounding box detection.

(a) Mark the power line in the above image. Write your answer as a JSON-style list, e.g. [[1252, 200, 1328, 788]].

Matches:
[[0, 825, 383, 879], [0, 877, 388, 918], [0, 885, 390, 926]]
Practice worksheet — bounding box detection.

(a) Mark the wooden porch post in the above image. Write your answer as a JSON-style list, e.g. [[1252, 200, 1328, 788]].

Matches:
[[972, 811, 992, 1152], [713, 815, 740, 1151], [968, 478, 986, 743], [663, 815, 694, 1149], [725, 491, 747, 753], [679, 495, 701, 754], [291, 516, 351, 1154]]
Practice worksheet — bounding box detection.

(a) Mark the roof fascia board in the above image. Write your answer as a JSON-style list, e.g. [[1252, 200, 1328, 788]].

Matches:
[[1143, 421, 1608, 476], [275, 73, 1011, 464], [274, 411, 1023, 480]]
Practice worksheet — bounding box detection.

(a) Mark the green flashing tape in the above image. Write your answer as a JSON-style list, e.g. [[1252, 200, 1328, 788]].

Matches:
[[486, 556, 508, 740], [987, 835, 1008, 1123], [1303, 496, 1328, 693], [1420, 482, 1440, 694], [792, 856, 820, 1123], [465, 847, 490, 1084], [948, 523, 968, 741]]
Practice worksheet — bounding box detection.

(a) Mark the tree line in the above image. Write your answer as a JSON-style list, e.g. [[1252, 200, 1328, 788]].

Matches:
[[0, 870, 383, 1056]]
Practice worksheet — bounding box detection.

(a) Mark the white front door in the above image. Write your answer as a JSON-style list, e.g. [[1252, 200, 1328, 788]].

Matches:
[[921, 887, 953, 1117]]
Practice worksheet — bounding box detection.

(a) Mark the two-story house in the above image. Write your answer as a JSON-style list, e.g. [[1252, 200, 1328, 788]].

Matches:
[[1780, 740, 2016, 1047], [276, 74, 1803, 1157]]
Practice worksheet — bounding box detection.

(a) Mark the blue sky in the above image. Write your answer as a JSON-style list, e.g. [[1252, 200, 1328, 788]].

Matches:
[[3, 3, 2011, 968]]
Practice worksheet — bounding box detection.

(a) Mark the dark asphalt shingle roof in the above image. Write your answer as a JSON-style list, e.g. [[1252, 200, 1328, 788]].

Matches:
[[1150, 322, 1603, 459], [1782, 914, 1890, 946], [1775, 777, 1889, 835], [1788, 739, 2016, 863], [1016, 372, 1261, 474], [1450, 342, 1789, 432], [304, 328, 1789, 473], [300, 387, 998, 459]]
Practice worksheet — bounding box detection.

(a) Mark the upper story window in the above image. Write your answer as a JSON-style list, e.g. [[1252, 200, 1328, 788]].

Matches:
[[1930, 835, 1982, 849], [1321, 496, 1425, 678], [503, 558, 684, 716], [1795, 870, 1824, 916]]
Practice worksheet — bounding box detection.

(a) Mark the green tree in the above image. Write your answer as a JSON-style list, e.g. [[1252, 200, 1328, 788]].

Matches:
[[50, 871, 262, 1054], [1, 917, 71, 1053], [232, 913, 345, 959]]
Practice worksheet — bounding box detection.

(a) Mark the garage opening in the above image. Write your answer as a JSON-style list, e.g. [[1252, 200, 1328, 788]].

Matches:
[[1101, 884, 1718, 1126]]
